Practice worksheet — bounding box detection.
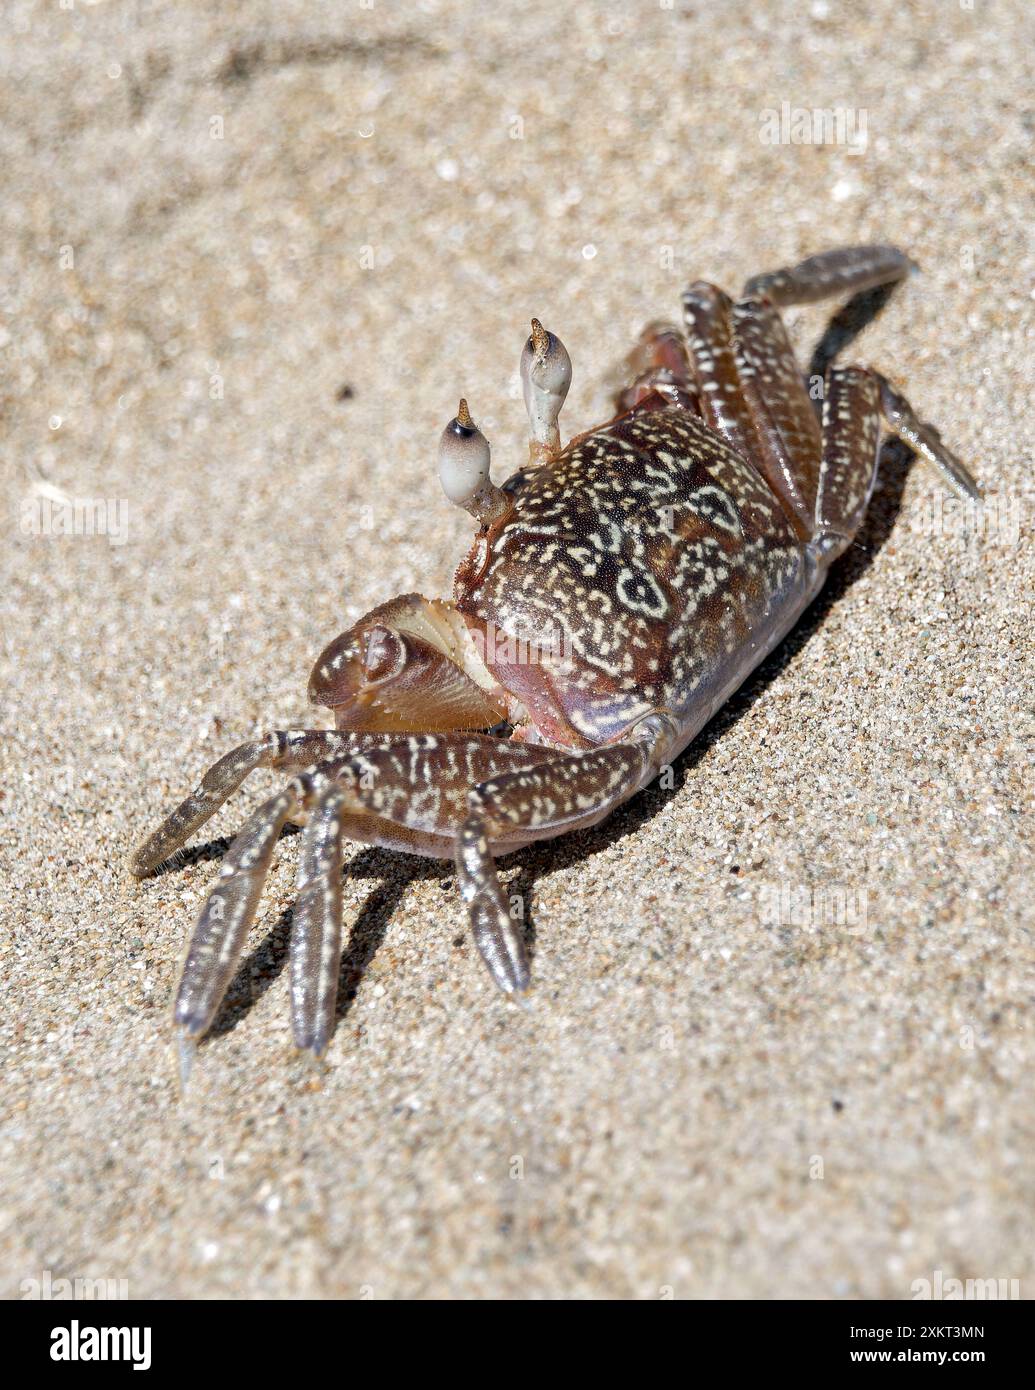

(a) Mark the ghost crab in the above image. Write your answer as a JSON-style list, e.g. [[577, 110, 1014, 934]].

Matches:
[[131, 244, 979, 1074]]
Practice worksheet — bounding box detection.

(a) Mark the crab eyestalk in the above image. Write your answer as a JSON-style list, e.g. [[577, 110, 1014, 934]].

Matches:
[[521, 317, 572, 463], [438, 399, 512, 529]]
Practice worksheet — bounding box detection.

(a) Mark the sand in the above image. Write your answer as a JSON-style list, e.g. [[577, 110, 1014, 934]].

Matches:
[[2, 0, 1033, 1299]]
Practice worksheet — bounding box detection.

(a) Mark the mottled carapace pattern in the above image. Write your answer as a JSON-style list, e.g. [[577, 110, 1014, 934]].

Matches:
[[455, 403, 809, 749]]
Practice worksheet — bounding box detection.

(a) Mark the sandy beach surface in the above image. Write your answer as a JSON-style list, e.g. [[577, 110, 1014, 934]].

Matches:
[[2, 0, 1032, 1298]]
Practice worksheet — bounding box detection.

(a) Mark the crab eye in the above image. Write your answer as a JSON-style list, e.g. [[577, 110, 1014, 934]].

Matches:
[[437, 400, 513, 530], [438, 398, 492, 506], [521, 318, 572, 397], [521, 318, 571, 452]]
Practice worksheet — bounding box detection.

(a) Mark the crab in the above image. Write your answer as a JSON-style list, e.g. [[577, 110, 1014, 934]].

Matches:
[[130, 244, 980, 1076]]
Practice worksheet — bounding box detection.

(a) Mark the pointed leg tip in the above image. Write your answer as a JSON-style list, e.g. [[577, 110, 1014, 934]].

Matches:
[[510, 982, 533, 1009], [498, 965, 532, 999], [294, 1032, 332, 1063], [961, 473, 983, 503], [128, 849, 152, 879], [941, 460, 982, 504], [176, 1033, 198, 1093]]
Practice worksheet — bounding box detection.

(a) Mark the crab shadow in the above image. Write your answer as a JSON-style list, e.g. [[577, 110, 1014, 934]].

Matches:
[[194, 283, 919, 1044]]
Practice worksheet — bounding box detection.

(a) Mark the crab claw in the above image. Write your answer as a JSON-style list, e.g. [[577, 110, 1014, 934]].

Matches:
[[521, 318, 572, 461], [308, 594, 508, 733], [438, 399, 512, 529]]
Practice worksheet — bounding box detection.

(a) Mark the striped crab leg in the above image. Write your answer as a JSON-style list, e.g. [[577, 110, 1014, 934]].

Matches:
[[172, 721, 675, 1073], [129, 729, 396, 877], [171, 736, 556, 1070]]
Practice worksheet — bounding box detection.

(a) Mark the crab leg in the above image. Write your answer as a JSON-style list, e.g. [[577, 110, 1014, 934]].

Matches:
[[875, 372, 981, 503], [681, 281, 767, 466], [170, 736, 559, 1060], [742, 244, 915, 306], [813, 365, 981, 565], [174, 782, 305, 1071], [683, 283, 816, 538], [288, 738, 559, 1052], [170, 721, 677, 1061], [456, 714, 674, 993], [726, 247, 979, 524], [175, 756, 382, 1060], [732, 296, 823, 515], [612, 322, 701, 415], [291, 783, 349, 1057], [813, 367, 882, 560], [624, 321, 693, 386], [129, 729, 389, 877]]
